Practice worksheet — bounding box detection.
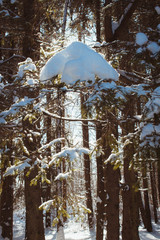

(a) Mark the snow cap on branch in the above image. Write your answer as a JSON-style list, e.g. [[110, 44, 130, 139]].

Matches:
[[40, 41, 119, 84]]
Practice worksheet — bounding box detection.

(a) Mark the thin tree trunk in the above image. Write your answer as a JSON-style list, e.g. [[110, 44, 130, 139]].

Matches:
[[157, 149, 160, 205], [95, 0, 101, 42], [150, 162, 158, 223], [103, 112, 120, 240], [81, 93, 94, 229], [142, 165, 152, 232], [1, 147, 13, 240], [96, 123, 104, 240], [62, 0, 69, 36], [104, 0, 113, 42], [138, 190, 150, 231]]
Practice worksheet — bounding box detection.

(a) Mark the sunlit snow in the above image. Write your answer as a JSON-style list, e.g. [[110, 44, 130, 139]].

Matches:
[[17, 58, 37, 78], [40, 41, 119, 84]]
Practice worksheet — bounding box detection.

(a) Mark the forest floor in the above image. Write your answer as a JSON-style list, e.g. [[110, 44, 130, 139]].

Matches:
[[0, 209, 160, 239]]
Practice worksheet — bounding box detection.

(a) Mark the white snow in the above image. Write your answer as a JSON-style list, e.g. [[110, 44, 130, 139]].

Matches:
[[4, 158, 31, 177], [93, 42, 101, 47], [55, 172, 71, 181], [49, 147, 90, 166], [155, 6, 160, 15], [112, 21, 119, 34], [136, 47, 143, 54], [56, 226, 65, 240], [136, 33, 148, 46], [40, 41, 119, 84], [26, 77, 38, 85], [147, 41, 160, 55], [1, 209, 160, 240], [0, 73, 3, 82], [0, 0, 3, 5], [39, 200, 53, 211], [157, 24, 160, 30], [17, 58, 37, 78], [38, 138, 65, 152], [0, 96, 34, 121]]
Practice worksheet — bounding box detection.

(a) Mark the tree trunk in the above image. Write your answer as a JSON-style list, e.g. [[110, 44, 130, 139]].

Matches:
[[96, 123, 105, 240], [138, 190, 150, 231], [81, 93, 94, 229], [122, 98, 140, 240], [142, 164, 152, 232], [24, 166, 45, 240], [23, 0, 40, 60], [104, 163, 120, 240], [1, 147, 13, 240], [122, 142, 140, 240], [103, 111, 120, 240], [23, 115, 45, 240], [104, 0, 113, 42], [22, 1, 44, 238], [149, 162, 158, 223], [95, 0, 101, 42]]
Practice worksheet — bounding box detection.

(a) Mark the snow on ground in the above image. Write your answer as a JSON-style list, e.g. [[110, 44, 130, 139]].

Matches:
[[1, 210, 160, 240], [40, 41, 119, 84]]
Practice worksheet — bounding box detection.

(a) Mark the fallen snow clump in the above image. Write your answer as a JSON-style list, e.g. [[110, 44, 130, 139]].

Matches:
[[40, 41, 119, 84]]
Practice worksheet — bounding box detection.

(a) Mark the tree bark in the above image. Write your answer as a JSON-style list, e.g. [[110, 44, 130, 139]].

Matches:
[[95, 0, 101, 42], [122, 97, 140, 240], [81, 93, 94, 229], [104, 0, 113, 42], [23, 116, 45, 240], [23, 0, 40, 60], [149, 162, 158, 223], [24, 166, 45, 240], [96, 123, 105, 240], [104, 163, 120, 240], [103, 111, 120, 240], [1, 147, 13, 240], [142, 165, 152, 232]]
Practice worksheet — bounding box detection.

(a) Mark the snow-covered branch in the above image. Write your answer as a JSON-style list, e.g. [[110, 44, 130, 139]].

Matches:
[[42, 108, 108, 123]]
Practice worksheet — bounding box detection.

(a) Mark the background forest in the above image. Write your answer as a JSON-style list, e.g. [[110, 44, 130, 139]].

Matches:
[[0, 0, 160, 240]]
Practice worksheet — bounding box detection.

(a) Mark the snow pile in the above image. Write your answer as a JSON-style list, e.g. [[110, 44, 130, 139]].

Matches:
[[147, 41, 160, 55], [136, 33, 148, 46], [40, 41, 119, 84], [26, 77, 38, 85], [135, 33, 160, 55], [17, 58, 37, 78], [155, 6, 160, 15]]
